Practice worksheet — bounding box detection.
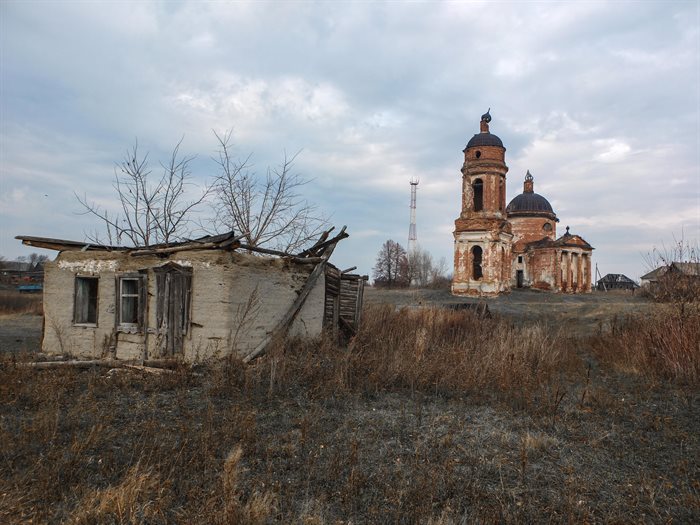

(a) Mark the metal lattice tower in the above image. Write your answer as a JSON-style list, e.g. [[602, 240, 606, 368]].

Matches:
[[408, 178, 419, 253]]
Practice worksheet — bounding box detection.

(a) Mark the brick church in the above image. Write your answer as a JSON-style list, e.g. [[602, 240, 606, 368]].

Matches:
[[452, 110, 593, 296]]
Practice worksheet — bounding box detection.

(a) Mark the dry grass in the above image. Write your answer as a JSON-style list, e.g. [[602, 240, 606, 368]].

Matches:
[[0, 289, 43, 316], [591, 305, 700, 385], [0, 304, 698, 523]]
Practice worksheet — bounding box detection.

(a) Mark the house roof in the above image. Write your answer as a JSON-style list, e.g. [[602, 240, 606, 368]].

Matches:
[[597, 273, 638, 285], [639, 262, 700, 281], [670, 262, 700, 276], [640, 266, 668, 281]]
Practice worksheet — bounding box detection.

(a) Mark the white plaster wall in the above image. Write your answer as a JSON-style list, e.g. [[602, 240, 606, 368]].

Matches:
[[42, 250, 326, 361]]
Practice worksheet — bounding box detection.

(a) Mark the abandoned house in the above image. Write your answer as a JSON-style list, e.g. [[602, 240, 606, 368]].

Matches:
[[596, 273, 639, 291], [640, 262, 700, 289], [453, 110, 594, 296], [16, 228, 366, 362]]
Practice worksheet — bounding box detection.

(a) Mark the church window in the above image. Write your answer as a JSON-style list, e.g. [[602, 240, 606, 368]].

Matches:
[[472, 246, 483, 280], [472, 179, 483, 211], [499, 178, 504, 211], [543, 223, 552, 232], [475, 151, 481, 159], [518, 255, 523, 264]]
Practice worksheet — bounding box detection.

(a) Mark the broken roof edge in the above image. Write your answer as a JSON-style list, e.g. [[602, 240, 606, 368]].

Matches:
[[16, 231, 242, 254], [15, 225, 350, 260]]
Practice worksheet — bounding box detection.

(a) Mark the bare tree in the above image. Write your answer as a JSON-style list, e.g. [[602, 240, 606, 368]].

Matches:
[[211, 130, 327, 253], [407, 246, 434, 287], [77, 139, 210, 247], [28, 253, 49, 266], [373, 240, 409, 288]]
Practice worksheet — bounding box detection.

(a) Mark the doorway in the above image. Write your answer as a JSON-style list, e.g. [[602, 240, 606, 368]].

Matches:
[[516, 270, 524, 288], [155, 264, 192, 356]]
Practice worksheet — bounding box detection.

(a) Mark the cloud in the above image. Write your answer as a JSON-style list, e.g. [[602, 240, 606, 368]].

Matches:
[[1, 1, 698, 281]]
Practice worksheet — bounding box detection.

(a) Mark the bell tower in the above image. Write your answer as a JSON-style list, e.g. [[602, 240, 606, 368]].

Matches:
[[452, 110, 513, 296]]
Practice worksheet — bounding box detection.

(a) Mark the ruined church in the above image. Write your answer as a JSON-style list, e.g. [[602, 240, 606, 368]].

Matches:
[[452, 110, 593, 296]]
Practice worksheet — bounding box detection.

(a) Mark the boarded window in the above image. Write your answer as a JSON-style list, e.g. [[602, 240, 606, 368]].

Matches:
[[473, 179, 483, 211], [74, 276, 98, 325], [117, 274, 146, 331]]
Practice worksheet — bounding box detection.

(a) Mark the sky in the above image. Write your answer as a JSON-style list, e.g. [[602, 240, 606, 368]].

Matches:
[[1, 0, 699, 281]]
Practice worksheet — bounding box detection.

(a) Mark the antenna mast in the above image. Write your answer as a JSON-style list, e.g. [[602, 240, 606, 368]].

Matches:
[[408, 178, 419, 253]]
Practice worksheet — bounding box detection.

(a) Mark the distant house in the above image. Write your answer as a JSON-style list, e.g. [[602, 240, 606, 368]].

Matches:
[[596, 273, 639, 291], [0, 260, 44, 286], [16, 228, 366, 362], [640, 262, 700, 287]]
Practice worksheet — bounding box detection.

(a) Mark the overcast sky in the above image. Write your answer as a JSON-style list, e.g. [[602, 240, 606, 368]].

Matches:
[[2, 1, 699, 281]]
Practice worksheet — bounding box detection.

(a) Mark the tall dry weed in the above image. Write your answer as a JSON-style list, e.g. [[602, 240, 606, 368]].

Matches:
[[254, 304, 578, 408], [0, 290, 43, 315], [69, 463, 167, 525], [592, 306, 700, 385]]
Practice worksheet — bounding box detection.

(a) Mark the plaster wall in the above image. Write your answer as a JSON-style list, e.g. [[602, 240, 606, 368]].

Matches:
[[42, 250, 325, 361]]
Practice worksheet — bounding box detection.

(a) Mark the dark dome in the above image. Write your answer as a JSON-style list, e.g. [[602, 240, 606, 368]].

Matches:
[[466, 132, 503, 149], [506, 192, 555, 217]]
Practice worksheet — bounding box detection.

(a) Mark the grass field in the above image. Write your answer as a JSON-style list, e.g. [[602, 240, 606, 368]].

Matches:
[[0, 289, 698, 523]]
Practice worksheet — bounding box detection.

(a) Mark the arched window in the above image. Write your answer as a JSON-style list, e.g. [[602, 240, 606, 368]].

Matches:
[[472, 246, 483, 280], [473, 179, 483, 211], [543, 223, 552, 232]]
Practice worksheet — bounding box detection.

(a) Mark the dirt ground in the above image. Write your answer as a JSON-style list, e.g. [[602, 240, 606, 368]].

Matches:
[[0, 313, 42, 354]]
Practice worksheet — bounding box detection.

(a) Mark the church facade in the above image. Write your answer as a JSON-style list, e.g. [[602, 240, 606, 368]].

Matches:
[[452, 111, 593, 296]]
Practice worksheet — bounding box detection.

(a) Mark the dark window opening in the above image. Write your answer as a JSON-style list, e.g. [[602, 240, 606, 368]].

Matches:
[[472, 246, 483, 280], [499, 178, 504, 211], [473, 179, 483, 211], [74, 276, 98, 325], [518, 255, 523, 264], [475, 150, 481, 159]]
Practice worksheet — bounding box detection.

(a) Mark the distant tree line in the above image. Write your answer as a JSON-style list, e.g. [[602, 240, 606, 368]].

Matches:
[[372, 240, 450, 289]]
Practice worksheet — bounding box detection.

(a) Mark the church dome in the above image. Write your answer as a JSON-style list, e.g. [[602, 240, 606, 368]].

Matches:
[[466, 132, 504, 148], [506, 171, 557, 219], [464, 108, 504, 149]]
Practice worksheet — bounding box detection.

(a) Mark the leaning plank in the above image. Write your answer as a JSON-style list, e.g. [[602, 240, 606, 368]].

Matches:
[[296, 227, 335, 257], [243, 226, 347, 363]]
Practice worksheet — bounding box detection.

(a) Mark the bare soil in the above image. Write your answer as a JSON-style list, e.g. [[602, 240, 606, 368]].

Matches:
[[0, 313, 42, 354]]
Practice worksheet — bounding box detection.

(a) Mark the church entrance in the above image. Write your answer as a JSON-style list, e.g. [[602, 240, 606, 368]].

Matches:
[[516, 270, 524, 288]]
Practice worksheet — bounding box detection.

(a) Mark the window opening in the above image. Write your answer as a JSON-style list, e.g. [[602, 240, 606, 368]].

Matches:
[[475, 151, 481, 159], [118, 275, 145, 330], [473, 179, 483, 211], [472, 246, 483, 280], [74, 276, 98, 325], [518, 255, 523, 264]]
